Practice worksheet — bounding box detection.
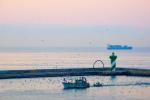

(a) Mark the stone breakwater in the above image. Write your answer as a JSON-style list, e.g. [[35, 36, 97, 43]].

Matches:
[[0, 68, 150, 79]]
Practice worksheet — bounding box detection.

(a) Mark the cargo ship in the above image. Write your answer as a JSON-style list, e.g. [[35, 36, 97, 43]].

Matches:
[[107, 44, 133, 50]]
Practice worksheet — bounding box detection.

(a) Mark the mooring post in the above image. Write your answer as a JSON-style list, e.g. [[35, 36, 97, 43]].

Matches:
[[109, 52, 117, 72]]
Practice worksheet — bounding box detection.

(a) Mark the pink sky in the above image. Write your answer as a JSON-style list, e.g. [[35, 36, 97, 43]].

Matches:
[[0, 0, 150, 27]]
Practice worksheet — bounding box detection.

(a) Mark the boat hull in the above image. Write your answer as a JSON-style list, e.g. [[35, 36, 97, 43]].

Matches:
[[62, 82, 90, 89]]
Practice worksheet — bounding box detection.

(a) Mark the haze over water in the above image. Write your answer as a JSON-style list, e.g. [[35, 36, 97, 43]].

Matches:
[[0, 47, 150, 70]]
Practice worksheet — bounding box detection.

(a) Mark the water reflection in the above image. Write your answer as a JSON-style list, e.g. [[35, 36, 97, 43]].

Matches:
[[110, 76, 117, 81]]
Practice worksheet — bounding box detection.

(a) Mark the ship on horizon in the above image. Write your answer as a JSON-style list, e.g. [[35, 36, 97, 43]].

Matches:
[[107, 44, 133, 50]]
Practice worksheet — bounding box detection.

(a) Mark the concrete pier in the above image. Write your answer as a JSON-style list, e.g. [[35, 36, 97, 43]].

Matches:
[[0, 68, 150, 79]]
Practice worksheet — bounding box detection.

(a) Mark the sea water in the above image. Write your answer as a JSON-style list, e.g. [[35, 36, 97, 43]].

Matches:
[[0, 48, 150, 100], [0, 76, 150, 100], [0, 48, 150, 70]]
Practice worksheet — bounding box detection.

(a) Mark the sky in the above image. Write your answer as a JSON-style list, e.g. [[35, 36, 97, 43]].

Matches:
[[0, 0, 150, 48]]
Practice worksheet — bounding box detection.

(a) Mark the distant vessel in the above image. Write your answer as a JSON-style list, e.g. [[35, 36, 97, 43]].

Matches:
[[93, 82, 103, 87], [107, 44, 133, 50], [62, 77, 90, 89]]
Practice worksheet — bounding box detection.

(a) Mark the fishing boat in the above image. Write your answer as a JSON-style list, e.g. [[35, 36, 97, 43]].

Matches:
[[62, 77, 90, 89]]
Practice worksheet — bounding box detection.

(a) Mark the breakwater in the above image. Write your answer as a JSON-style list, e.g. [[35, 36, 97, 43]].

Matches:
[[0, 68, 150, 79]]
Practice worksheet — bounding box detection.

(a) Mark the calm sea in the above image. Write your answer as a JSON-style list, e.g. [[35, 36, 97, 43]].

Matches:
[[0, 76, 150, 100], [0, 47, 150, 100], [0, 47, 150, 70]]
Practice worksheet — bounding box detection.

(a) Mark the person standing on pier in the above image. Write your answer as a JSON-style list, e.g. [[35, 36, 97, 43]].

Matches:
[[110, 52, 117, 72]]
